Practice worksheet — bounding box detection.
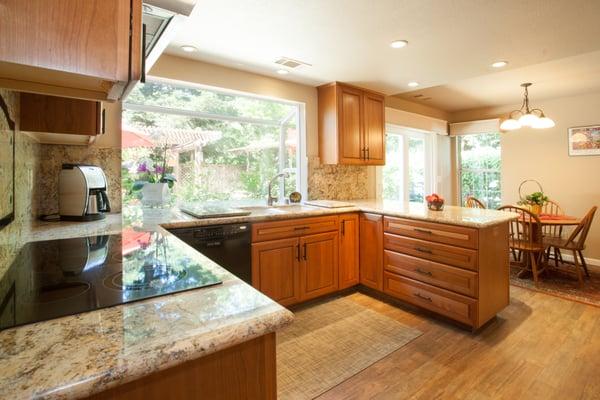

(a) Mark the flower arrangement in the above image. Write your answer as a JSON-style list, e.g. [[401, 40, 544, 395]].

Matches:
[[425, 193, 445, 211], [517, 191, 548, 215], [131, 144, 176, 192]]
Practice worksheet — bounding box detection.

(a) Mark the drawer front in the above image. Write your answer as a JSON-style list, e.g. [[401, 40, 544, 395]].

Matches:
[[252, 215, 339, 242], [384, 250, 478, 297], [384, 217, 478, 249], [384, 273, 477, 326], [384, 233, 478, 271]]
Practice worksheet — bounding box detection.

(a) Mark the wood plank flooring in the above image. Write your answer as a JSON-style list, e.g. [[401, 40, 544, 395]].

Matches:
[[315, 286, 600, 400]]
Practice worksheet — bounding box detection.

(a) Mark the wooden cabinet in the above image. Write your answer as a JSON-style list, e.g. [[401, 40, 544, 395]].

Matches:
[[0, 0, 142, 101], [318, 82, 385, 165], [359, 213, 384, 290], [251, 238, 301, 307], [339, 213, 359, 289], [300, 232, 339, 301], [251, 217, 340, 306], [20, 93, 104, 136]]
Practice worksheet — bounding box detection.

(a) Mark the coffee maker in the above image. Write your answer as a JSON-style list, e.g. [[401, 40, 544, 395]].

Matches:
[[58, 164, 111, 221]]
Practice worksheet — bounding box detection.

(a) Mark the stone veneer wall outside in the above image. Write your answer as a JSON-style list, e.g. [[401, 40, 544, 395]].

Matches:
[[38, 145, 122, 216], [0, 90, 40, 276], [307, 157, 369, 200]]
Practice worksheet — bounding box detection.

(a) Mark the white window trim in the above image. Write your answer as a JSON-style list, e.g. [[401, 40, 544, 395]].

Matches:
[[377, 123, 437, 201], [122, 77, 308, 202]]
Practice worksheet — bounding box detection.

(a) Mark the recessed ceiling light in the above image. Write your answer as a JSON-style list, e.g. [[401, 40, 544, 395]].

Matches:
[[408, 81, 419, 87], [276, 69, 289, 75], [491, 60, 508, 68], [180, 45, 198, 53], [390, 40, 408, 49]]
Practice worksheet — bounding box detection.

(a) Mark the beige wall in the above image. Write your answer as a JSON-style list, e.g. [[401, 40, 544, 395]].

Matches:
[[451, 91, 600, 260]]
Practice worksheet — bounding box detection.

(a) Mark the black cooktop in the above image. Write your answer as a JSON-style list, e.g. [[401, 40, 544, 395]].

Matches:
[[0, 233, 222, 331]]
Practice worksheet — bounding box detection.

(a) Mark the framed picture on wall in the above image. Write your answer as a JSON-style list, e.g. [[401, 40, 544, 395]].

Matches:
[[568, 125, 600, 156], [0, 93, 16, 230]]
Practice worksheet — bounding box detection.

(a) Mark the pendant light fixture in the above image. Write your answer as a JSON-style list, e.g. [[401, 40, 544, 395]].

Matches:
[[500, 83, 555, 131]]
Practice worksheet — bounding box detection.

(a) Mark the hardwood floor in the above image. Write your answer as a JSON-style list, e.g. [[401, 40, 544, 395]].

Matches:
[[315, 286, 600, 400]]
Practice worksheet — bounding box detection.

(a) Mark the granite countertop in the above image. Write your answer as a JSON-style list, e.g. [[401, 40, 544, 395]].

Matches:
[[0, 199, 515, 399]]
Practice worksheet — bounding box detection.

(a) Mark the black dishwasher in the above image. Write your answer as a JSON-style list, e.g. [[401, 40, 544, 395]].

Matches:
[[169, 223, 252, 284]]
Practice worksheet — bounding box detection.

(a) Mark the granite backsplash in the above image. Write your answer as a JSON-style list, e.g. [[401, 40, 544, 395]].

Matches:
[[38, 145, 121, 215], [307, 157, 369, 200]]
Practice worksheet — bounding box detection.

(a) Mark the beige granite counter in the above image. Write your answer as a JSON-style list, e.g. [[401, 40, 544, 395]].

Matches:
[[0, 199, 515, 399]]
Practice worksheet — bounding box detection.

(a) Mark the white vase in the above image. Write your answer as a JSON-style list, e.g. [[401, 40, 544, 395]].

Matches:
[[141, 182, 169, 206]]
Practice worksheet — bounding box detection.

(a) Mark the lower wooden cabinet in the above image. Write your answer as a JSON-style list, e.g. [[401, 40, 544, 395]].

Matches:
[[251, 237, 301, 306], [338, 213, 359, 289], [300, 232, 339, 301], [359, 213, 383, 290]]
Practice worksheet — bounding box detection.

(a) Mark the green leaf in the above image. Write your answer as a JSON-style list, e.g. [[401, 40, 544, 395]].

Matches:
[[131, 181, 146, 191]]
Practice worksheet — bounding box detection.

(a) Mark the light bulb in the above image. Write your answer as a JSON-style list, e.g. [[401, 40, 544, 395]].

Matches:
[[532, 116, 555, 129], [518, 113, 539, 127], [500, 118, 521, 131]]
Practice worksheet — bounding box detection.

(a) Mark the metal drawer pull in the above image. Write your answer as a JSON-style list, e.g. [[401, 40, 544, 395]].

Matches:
[[414, 228, 433, 234], [296, 244, 301, 262], [294, 226, 309, 231], [414, 268, 432, 276], [415, 247, 433, 254], [303, 243, 307, 260], [414, 292, 432, 302]]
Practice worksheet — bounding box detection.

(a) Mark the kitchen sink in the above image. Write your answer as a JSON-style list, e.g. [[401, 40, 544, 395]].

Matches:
[[239, 204, 317, 214]]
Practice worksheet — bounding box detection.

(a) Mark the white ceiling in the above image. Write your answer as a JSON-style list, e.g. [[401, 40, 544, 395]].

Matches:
[[166, 0, 600, 112]]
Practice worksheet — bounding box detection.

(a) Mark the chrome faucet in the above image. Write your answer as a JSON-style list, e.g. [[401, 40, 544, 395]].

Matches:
[[267, 172, 289, 206]]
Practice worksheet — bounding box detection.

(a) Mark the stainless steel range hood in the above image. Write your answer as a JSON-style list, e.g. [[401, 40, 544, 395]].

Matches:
[[142, 1, 194, 71]]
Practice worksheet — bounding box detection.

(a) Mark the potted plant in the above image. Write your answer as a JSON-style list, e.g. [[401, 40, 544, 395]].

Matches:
[[518, 191, 548, 215], [131, 144, 176, 206]]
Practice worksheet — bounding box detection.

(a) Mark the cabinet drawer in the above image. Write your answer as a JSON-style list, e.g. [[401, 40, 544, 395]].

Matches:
[[384, 250, 478, 297], [384, 233, 478, 271], [384, 217, 478, 249], [252, 216, 339, 242], [384, 273, 477, 326]]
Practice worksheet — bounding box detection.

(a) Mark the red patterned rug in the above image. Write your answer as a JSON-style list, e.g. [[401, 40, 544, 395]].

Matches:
[[510, 263, 600, 307]]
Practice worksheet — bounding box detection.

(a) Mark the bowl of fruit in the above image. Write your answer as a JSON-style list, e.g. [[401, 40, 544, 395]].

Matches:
[[425, 193, 445, 211]]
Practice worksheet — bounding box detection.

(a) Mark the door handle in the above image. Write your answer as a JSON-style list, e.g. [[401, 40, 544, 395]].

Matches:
[[303, 243, 307, 260], [341, 220, 345, 236], [361, 147, 366, 160], [366, 147, 370, 160], [414, 292, 432, 302], [296, 243, 301, 262], [415, 246, 432, 254]]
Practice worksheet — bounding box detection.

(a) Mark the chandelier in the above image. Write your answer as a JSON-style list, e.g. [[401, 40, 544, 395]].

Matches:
[[500, 83, 555, 131]]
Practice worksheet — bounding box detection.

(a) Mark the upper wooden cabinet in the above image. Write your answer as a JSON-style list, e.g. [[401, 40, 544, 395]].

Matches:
[[20, 93, 104, 137], [318, 82, 386, 165], [0, 0, 142, 101]]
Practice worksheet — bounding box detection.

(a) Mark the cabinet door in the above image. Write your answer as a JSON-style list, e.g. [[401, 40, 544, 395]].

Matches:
[[20, 93, 103, 136], [363, 92, 385, 165], [359, 213, 384, 290], [252, 238, 301, 306], [300, 232, 339, 301], [339, 213, 359, 289], [338, 85, 364, 164]]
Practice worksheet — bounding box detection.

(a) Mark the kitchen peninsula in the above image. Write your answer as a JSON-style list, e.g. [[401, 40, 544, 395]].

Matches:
[[0, 200, 515, 399]]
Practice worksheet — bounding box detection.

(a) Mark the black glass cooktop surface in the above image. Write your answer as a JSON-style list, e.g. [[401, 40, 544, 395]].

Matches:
[[0, 233, 222, 331]]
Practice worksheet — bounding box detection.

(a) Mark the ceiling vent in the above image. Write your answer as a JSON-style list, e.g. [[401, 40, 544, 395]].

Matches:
[[274, 57, 311, 69]]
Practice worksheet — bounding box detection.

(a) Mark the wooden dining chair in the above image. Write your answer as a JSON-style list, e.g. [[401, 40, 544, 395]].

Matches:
[[543, 206, 597, 286], [542, 199, 565, 265], [466, 196, 486, 209], [498, 205, 546, 284]]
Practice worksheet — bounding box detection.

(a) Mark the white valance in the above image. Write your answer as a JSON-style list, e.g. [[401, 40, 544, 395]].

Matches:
[[385, 107, 448, 135], [449, 118, 500, 136]]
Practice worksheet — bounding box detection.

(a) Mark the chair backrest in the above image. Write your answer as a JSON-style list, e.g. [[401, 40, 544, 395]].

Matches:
[[466, 196, 486, 209], [498, 205, 543, 250], [564, 206, 597, 250], [542, 199, 565, 237]]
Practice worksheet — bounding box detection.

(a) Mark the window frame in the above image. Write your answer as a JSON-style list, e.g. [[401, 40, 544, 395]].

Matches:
[[122, 76, 308, 203]]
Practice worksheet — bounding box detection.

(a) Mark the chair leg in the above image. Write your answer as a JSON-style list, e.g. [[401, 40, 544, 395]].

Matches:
[[572, 250, 584, 287], [553, 247, 559, 268], [557, 248, 564, 263], [530, 252, 540, 285], [578, 250, 590, 277]]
